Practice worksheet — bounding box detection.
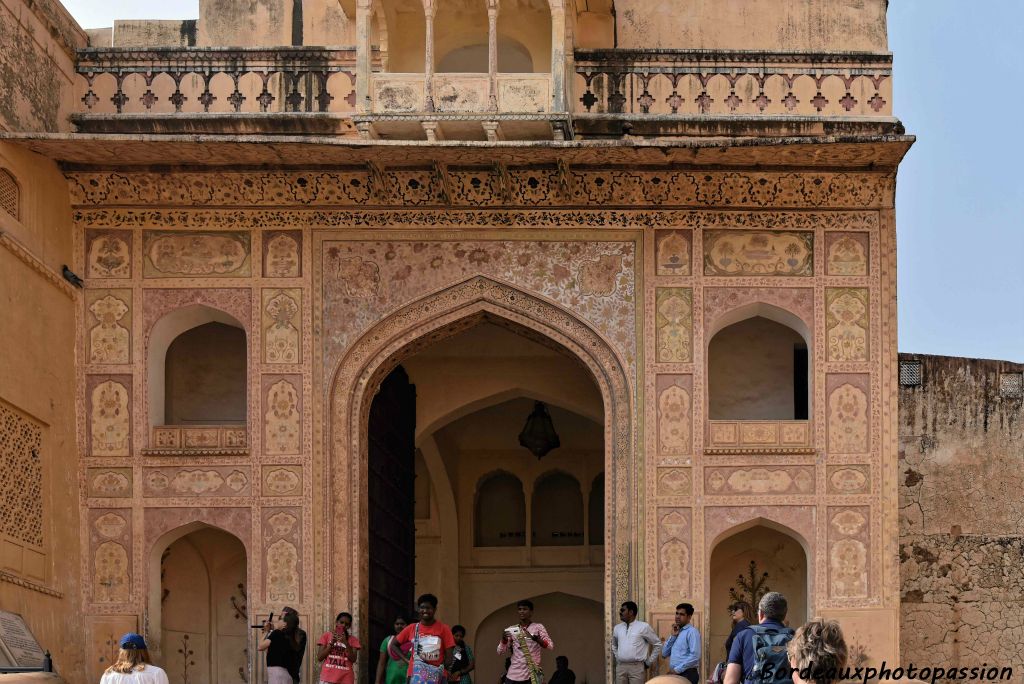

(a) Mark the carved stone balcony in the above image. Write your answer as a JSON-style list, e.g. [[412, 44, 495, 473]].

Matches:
[[145, 425, 248, 455], [705, 420, 813, 455], [573, 49, 895, 137], [72, 47, 363, 134]]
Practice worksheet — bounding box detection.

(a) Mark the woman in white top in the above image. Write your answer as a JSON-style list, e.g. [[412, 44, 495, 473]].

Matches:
[[100, 633, 169, 684]]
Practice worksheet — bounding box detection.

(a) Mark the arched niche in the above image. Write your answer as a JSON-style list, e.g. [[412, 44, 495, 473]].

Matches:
[[475, 471, 527, 547], [165, 321, 247, 425], [146, 521, 248, 673], [531, 471, 583, 546], [706, 302, 812, 421], [707, 521, 808, 663], [472, 592, 603, 684], [147, 304, 247, 431]]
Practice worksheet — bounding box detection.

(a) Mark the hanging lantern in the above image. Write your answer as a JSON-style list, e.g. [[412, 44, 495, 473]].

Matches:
[[518, 401, 560, 459]]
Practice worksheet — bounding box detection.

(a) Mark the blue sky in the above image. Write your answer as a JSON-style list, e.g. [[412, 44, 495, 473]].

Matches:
[[60, 1, 1022, 362]]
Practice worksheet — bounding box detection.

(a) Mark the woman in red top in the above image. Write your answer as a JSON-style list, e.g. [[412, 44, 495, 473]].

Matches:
[[389, 594, 456, 678], [317, 612, 361, 684]]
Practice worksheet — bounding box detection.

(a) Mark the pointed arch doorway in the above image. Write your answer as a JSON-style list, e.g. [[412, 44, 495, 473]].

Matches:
[[327, 277, 636, 683]]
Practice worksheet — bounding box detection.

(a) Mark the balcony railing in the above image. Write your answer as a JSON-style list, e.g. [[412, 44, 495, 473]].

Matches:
[[146, 425, 248, 454], [74, 47, 360, 115], [573, 49, 892, 117], [369, 73, 552, 114], [706, 420, 812, 454]]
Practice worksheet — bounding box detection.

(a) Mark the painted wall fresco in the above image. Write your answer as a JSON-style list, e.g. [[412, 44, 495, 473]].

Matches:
[[703, 230, 813, 276]]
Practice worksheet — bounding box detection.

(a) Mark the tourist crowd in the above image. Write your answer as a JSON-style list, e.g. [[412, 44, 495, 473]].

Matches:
[[99, 591, 850, 684]]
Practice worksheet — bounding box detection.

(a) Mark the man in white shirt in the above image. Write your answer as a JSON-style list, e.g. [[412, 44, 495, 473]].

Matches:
[[611, 601, 662, 684]]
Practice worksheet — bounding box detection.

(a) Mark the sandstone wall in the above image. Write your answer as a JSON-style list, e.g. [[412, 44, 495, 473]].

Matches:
[[899, 353, 1024, 674], [0, 141, 84, 680], [0, 0, 84, 133]]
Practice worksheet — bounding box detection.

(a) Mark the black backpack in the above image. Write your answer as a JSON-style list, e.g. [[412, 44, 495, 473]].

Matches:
[[747, 624, 794, 684]]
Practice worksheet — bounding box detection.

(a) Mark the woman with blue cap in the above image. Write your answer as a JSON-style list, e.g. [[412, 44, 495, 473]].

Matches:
[[100, 633, 169, 684]]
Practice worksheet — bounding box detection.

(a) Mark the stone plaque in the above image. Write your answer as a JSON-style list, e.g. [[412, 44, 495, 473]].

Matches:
[[0, 611, 46, 667]]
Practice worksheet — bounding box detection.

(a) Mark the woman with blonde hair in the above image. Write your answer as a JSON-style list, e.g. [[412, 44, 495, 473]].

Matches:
[[100, 634, 169, 684], [787, 619, 848, 684]]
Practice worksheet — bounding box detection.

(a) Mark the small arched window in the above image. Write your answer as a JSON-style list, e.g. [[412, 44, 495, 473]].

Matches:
[[0, 169, 20, 220], [532, 471, 584, 546], [165, 321, 246, 425], [475, 471, 526, 547]]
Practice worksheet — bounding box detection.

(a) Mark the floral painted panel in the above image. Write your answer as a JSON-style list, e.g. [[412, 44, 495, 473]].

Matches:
[[142, 231, 251, 277], [321, 239, 637, 381], [704, 230, 813, 276]]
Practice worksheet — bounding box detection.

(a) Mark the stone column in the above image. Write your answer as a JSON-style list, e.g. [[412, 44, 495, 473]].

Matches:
[[487, 0, 499, 111], [355, 0, 372, 113], [549, 0, 565, 112], [423, 0, 436, 111]]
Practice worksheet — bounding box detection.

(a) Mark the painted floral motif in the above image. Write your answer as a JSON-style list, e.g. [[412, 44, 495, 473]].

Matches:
[[828, 383, 869, 453], [267, 512, 298, 537], [828, 467, 868, 494], [657, 384, 691, 455], [826, 234, 869, 276], [169, 470, 225, 494], [93, 513, 128, 539], [659, 539, 690, 598], [91, 380, 130, 456], [88, 294, 130, 364], [265, 233, 301, 278], [146, 471, 169, 491], [332, 256, 380, 298], [656, 468, 690, 496], [87, 234, 130, 278], [144, 231, 251, 277], [226, 470, 248, 492], [263, 290, 300, 364], [831, 510, 867, 536], [321, 240, 637, 378], [265, 468, 300, 495], [266, 539, 299, 602], [94, 541, 130, 602], [830, 538, 868, 598], [655, 288, 692, 362], [826, 288, 869, 361], [578, 254, 623, 297], [265, 379, 301, 455], [91, 471, 130, 496], [655, 230, 691, 276], [704, 231, 813, 276]]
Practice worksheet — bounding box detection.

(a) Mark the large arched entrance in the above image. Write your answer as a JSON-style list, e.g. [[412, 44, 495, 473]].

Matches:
[[327, 277, 635, 683]]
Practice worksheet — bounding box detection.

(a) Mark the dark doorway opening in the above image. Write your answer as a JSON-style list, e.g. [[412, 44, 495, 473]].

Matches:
[[367, 366, 416, 684]]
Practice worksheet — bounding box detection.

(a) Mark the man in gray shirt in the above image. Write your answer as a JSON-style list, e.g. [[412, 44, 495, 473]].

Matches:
[[611, 601, 662, 684]]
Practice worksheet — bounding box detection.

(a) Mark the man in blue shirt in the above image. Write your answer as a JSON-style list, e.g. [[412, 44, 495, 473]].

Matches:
[[660, 602, 701, 684], [723, 592, 794, 684]]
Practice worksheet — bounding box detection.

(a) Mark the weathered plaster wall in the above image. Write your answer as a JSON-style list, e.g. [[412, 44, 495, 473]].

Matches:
[[0, 0, 84, 132], [197, 0, 292, 47], [614, 0, 888, 53], [112, 20, 196, 47], [0, 143, 83, 678], [899, 354, 1024, 673]]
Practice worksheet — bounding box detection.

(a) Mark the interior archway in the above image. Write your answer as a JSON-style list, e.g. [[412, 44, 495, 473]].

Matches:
[[707, 522, 809, 668], [473, 592, 603, 684]]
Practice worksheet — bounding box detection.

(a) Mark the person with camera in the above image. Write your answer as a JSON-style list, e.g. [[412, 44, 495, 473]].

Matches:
[[318, 612, 361, 684], [497, 600, 552, 684], [259, 611, 308, 684]]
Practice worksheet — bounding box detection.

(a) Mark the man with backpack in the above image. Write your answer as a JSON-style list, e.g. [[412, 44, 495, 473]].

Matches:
[[722, 593, 794, 684]]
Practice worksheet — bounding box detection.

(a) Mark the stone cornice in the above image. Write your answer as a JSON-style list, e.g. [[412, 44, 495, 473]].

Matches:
[[0, 231, 76, 299], [0, 569, 64, 598]]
